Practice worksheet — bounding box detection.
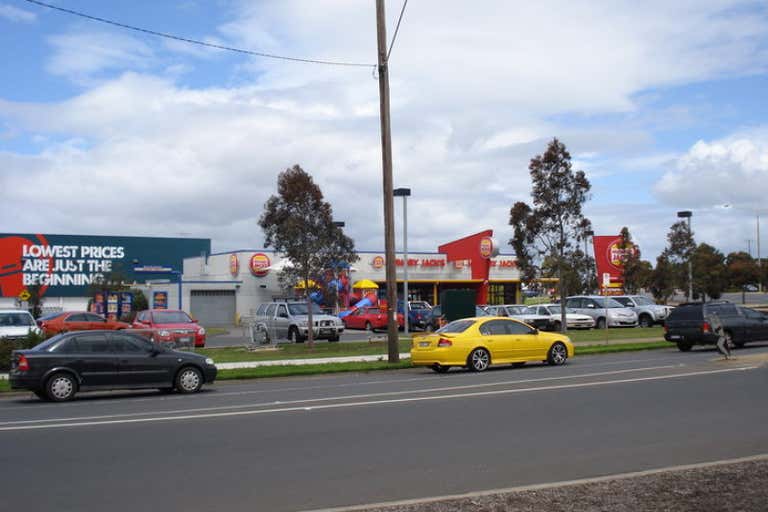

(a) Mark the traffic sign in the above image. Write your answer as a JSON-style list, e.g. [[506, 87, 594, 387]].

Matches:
[[18, 289, 31, 301]]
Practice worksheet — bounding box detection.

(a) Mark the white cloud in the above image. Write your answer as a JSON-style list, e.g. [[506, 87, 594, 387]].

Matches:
[[0, 3, 36, 23], [46, 30, 155, 83], [1, 0, 767, 260], [655, 128, 768, 209]]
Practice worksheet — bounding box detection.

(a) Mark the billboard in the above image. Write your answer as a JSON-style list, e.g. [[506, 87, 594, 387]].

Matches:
[[592, 235, 638, 295], [0, 233, 210, 298]]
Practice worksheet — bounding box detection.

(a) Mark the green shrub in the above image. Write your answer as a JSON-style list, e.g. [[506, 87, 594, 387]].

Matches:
[[0, 331, 45, 371]]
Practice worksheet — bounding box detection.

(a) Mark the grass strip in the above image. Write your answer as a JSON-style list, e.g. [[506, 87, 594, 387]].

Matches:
[[217, 360, 414, 380], [197, 340, 413, 363], [576, 341, 671, 354]]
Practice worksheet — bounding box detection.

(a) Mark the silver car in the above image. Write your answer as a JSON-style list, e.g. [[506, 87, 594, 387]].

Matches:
[[485, 304, 551, 331], [530, 304, 596, 330], [565, 296, 639, 328], [612, 295, 673, 328]]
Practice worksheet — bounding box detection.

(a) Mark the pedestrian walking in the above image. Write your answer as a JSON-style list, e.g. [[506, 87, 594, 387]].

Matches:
[[708, 311, 731, 359]]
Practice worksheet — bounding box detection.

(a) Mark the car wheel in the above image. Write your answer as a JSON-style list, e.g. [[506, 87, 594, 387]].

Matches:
[[639, 315, 653, 328], [596, 317, 606, 329], [677, 341, 693, 352], [547, 342, 568, 365], [289, 327, 305, 343], [431, 364, 450, 373], [365, 321, 374, 332], [175, 367, 203, 394], [46, 372, 77, 402], [467, 348, 491, 372]]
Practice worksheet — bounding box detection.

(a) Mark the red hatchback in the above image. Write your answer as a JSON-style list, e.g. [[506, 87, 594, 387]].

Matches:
[[132, 309, 206, 347], [38, 311, 130, 337], [342, 307, 404, 332]]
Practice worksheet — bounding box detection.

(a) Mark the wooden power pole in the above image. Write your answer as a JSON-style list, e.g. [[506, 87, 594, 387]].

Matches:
[[375, 0, 399, 363]]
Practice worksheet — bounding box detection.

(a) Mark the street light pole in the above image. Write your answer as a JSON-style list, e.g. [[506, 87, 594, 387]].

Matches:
[[584, 229, 594, 294], [332, 221, 345, 315], [677, 210, 693, 300], [757, 213, 762, 293], [394, 188, 411, 334]]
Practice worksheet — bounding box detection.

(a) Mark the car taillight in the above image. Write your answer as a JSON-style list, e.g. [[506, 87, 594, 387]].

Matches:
[[702, 321, 711, 333], [437, 338, 452, 347], [17, 354, 30, 372]]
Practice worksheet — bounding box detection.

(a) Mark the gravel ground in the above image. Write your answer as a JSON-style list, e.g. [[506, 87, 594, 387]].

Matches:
[[361, 459, 768, 512]]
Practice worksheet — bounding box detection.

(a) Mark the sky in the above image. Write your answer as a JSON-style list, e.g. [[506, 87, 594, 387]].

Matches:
[[1, 0, 768, 263]]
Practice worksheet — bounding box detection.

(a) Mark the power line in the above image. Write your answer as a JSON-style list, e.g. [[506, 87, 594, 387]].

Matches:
[[386, 0, 409, 62], [23, 0, 375, 68]]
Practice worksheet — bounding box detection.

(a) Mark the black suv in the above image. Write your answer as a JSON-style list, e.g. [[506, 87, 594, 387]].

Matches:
[[663, 301, 768, 351]]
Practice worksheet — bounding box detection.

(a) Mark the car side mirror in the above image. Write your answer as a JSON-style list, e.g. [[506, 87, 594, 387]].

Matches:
[[531, 328, 539, 335]]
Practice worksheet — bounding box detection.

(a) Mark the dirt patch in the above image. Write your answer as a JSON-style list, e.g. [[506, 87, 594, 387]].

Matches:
[[363, 459, 768, 512]]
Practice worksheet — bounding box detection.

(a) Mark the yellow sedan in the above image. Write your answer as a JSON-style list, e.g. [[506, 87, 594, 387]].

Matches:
[[411, 316, 574, 373]]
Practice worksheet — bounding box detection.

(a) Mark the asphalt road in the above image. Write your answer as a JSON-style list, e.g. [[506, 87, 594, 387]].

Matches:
[[1, 345, 767, 512]]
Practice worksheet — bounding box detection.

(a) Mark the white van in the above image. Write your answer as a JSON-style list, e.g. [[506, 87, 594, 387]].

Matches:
[[0, 309, 42, 341]]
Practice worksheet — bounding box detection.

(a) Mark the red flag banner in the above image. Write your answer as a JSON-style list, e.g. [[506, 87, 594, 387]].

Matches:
[[592, 235, 637, 295]]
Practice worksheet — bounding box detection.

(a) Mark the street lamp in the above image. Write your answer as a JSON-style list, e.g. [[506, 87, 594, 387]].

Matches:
[[584, 229, 594, 294], [677, 210, 693, 300], [393, 187, 411, 334]]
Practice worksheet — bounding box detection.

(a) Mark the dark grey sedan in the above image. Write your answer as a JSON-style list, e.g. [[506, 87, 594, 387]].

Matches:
[[10, 330, 217, 401]]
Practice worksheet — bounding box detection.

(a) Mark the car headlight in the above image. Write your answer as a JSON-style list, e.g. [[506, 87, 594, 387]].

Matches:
[[335, 319, 343, 326], [198, 327, 206, 335], [158, 330, 170, 337], [205, 357, 215, 365]]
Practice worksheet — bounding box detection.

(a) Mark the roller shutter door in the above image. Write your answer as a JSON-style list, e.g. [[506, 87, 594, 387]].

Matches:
[[190, 290, 236, 326]]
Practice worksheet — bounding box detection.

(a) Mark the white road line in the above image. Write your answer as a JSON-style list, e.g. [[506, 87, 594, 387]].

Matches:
[[0, 365, 680, 426], [0, 366, 755, 432], [299, 453, 768, 512]]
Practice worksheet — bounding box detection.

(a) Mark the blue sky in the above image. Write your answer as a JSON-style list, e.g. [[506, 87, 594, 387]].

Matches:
[[1, 0, 768, 263]]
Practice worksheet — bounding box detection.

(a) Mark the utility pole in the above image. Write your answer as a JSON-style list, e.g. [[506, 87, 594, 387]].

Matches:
[[758, 213, 762, 293], [376, 0, 399, 363]]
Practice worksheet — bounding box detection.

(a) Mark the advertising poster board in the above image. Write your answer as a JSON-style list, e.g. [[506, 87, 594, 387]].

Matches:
[[592, 235, 638, 295], [153, 291, 168, 309]]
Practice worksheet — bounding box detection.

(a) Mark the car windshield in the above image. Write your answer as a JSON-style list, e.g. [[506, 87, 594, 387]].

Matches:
[[506, 306, 526, 314], [594, 298, 625, 308], [633, 296, 655, 306], [0, 313, 35, 326], [521, 306, 538, 315], [153, 311, 193, 323], [38, 312, 64, 321], [410, 302, 431, 310], [32, 333, 65, 351], [437, 319, 474, 333], [288, 303, 324, 315], [475, 306, 490, 316], [546, 306, 577, 315]]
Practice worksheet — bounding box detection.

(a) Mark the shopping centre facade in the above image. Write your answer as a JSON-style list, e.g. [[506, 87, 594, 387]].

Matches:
[[1, 232, 528, 326]]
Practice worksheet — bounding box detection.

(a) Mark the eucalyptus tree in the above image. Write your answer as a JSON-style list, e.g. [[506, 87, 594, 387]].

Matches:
[[259, 165, 357, 346], [510, 138, 592, 331]]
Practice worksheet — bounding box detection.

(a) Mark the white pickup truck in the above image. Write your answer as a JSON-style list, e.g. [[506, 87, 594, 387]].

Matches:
[[253, 300, 344, 343]]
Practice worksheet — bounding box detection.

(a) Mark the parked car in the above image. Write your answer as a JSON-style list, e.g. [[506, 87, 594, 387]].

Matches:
[[484, 304, 551, 331], [612, 295, 673, 328], [529, 304, 596, 330], [664, 301, 768, 351], [9, 330, 217, 401], [132, 309, 207, 347], [253, 300, 344, 343], [565, 296, 639, 328], [397, 300, 432, 330], [425, 305, 489, 331], [0, 309, 42, 341], [411, 316, 574, 373], [38, 311, 130, 336], [342, 306, 404, 331]]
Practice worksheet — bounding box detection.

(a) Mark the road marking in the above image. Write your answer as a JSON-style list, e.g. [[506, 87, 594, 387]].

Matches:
[[299, 453, 768, 512], [0, 366, 755, 432], [0, 365, 681, 426]]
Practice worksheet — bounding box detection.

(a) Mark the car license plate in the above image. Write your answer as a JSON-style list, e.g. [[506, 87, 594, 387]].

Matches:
[[178, 337, 192, 343], [668, 335, 681, 340], [419, 341, 430, 347]]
